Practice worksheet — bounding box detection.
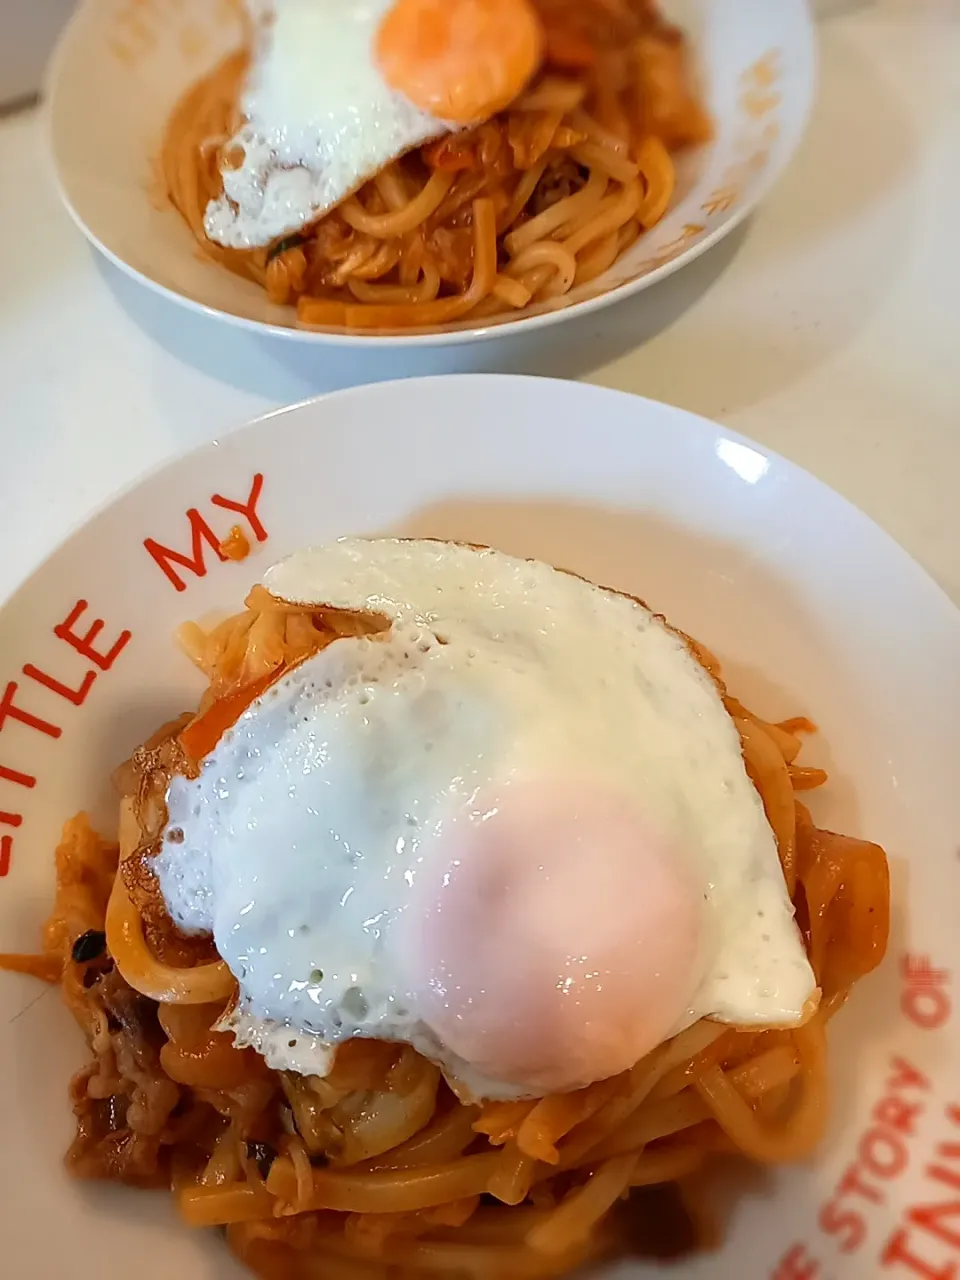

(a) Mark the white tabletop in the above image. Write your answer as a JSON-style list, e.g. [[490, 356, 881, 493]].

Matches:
[[1, 0, 957, 608]]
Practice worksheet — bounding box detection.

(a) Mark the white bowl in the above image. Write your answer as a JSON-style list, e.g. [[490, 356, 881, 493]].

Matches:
[[47, 0, 816, 346], [1, 375, 958, 1278]]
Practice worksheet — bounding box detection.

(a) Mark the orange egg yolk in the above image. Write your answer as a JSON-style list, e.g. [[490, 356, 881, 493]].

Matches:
[[376, 0, 544, 126], [401, 780, 705, 1096]]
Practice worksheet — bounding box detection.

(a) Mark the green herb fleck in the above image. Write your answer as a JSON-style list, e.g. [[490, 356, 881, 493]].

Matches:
[[267, 233, 307, 264]]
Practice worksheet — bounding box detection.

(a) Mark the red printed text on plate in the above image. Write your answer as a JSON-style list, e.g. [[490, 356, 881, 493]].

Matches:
[[818, 1056, 932, 1254], [879, 1103, 960, 1277], [770, 1242, 834, 1279], [0, 601, 132, 877], [144, 473, 267, 591], [901, 955, 952, 1031]]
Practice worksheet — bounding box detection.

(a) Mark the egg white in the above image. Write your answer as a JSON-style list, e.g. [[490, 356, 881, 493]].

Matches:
[[205, 0, 453, 251], [155, 539, 815, 1099]]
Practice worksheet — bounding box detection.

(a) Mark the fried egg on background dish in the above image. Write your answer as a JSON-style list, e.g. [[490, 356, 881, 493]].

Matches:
[[205, 0, 542, 250], [154, 539, 816, 1102]]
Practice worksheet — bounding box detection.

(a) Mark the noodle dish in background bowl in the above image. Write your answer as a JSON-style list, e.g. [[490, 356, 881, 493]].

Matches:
[[0, 375, 957, 1280], [46, 0, 815, 345]]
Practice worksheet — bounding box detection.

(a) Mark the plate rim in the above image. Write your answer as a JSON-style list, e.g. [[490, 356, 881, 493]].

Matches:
[[3, 373, 957, 636], [45, 0, 819, 349]]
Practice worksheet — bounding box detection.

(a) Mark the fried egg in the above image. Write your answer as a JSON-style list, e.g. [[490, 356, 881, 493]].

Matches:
[[205, 0, 543, 251], [205, 0, 453, 251], [155, 539, 816, 1101]]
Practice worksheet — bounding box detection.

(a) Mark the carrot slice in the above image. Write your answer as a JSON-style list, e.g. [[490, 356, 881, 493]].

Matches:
[[179, 668, 284, 763], [0, 953, 64, 983]]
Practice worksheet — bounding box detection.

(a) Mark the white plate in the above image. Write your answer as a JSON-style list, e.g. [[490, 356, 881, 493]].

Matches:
[[47, 0, 816, 345], [1, 375, 958, 1280]]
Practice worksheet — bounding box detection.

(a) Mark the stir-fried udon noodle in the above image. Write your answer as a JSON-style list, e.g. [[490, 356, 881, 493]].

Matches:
[[1, 583, 890, 1279], [162, 0, 711, 331]]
